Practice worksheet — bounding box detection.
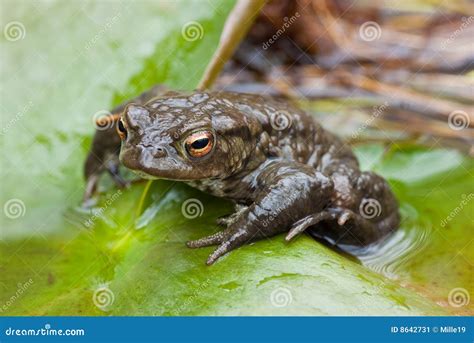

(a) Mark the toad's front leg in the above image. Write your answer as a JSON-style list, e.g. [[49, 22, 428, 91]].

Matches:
[[187, 161, 334, 265], [83, 85, 171, 204]]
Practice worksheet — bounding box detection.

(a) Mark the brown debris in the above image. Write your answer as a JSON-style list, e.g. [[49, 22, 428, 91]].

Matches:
[[211, 0, 474, 152]]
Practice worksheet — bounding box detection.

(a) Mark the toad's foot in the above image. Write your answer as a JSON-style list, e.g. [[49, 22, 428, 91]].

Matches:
[[83, 145, 128, 205], [83, 85, 170, 203], [215, 204, 248, 227], [285, 208, 356, 241], [187, 221, 264, 265]]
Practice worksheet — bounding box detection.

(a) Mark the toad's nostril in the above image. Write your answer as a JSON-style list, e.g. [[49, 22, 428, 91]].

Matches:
[[154, 147, 167, 158]]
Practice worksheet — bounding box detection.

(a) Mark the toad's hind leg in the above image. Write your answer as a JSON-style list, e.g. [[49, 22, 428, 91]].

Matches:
[[305, 171, 400, 247], [285, 212, 334, 241], [285, 208, 356, 241], [304, 207, 398, 247]]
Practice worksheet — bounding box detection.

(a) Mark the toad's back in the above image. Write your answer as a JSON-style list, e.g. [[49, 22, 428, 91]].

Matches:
[[203, 91, 359, 173]]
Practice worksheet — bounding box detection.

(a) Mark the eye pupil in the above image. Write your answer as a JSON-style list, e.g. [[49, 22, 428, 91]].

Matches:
[[118, 119, 126, 133], [185, 131, 214, 158], [191, 138, 209, 150], [117, 119, 127, 139]]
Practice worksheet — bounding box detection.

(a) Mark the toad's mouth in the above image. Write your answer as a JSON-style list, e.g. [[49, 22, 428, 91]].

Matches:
[[130, 169, 159, 180]]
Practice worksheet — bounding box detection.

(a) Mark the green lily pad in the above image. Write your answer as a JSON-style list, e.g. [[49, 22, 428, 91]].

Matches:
[[1, 0, 472, 316]]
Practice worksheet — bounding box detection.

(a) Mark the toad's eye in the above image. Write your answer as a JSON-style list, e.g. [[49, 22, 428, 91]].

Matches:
[[117, 118, 127, 140], [184, 131, 214, 158]]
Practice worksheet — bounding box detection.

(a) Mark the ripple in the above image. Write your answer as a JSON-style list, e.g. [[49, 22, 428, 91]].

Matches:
[[355, 205, 431, 280]]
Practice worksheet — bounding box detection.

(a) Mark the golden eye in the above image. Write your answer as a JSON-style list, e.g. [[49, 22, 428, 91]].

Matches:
[[185, 131, 214, 158], [116, 118, 127, 140]]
